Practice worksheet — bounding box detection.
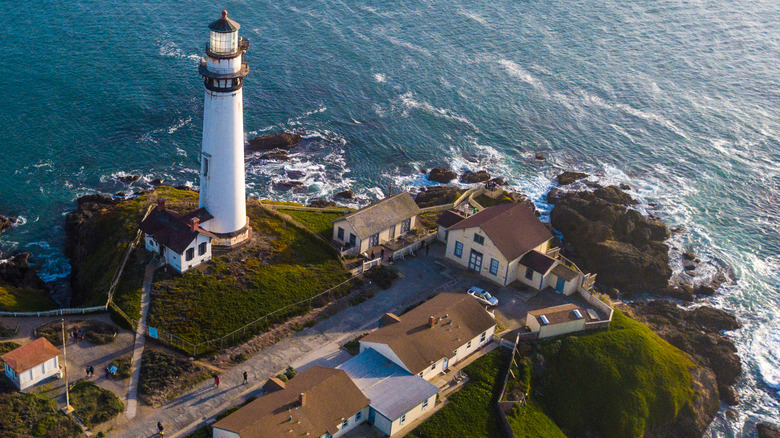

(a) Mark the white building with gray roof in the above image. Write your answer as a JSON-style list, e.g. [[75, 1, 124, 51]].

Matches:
[[332, 192, 421, 255], [336, 348, 439, 436]]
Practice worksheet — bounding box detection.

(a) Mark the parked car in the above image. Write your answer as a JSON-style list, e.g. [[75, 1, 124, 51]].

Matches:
[[467, 286, 498, 306]]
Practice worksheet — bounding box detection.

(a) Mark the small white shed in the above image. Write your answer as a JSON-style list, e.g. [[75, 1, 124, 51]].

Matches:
[[2, 337, 61, 391]]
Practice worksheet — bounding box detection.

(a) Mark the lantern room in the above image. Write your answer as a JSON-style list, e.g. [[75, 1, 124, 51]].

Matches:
[[208, 10, 240, 56]]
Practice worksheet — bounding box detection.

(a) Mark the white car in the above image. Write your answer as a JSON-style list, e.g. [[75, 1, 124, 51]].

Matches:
[[467, 286, 499, 306]]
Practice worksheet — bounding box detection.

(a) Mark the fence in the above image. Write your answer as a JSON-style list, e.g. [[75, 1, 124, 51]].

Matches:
[[0, 306, 108, 318], [495, 332, 523, 438], [261, 203, 352, 214], [419, 203, 455, 214]]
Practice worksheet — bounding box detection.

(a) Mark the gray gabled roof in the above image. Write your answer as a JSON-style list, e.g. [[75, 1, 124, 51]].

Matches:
[[337, 348, 439, 421], [335, 192, 421, 240]]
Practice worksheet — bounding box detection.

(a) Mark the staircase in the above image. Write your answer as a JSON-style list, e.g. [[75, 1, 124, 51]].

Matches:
[[150, 254, 164, 269]]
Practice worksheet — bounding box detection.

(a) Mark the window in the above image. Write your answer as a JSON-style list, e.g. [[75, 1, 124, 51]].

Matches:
[[525, 267, 534, 280], [419, 372, 423, 377], [401, 218, 411, 233], [467, 340, 472, 349], [489, 258, 499, 275], [198, 242, 208, 256], [400, 414, 407, 425], [369, 233, 379, 248], [431, 362, 437, 371], [422, 399, 429, 410], [473, 234, 485, 245], [342, 419, 349, 428], [349, 234, 357, 248], [185, 248, 194, 261], [389, 225, 395, 239], [454, 241, 463, 258], [480, 331, 487, 342], [337, 227, 344, 240], [202, 155, 210, 177], [356, 411, 362, 421]]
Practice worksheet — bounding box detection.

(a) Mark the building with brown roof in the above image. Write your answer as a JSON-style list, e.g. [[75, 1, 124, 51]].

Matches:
[[140, 199, 216, 273], [435, 210, 465, 242], [332, 192, 421, 255], [360, 293, 496, 381], [2, 337, 61, 391], [443, 202, 583, 293], [212, 366, 369, 438], [526, 303, 595, 339]]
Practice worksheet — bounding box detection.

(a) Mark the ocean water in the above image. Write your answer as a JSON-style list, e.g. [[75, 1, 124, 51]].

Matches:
[[1, 0, 778, 434]]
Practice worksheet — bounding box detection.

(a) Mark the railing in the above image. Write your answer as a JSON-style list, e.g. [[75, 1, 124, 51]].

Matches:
[[452, 185, 484, 208], [0, 306, 108, 318], [261, 203, 352, 214], [390, 232, 437, 261], [419, 203, 455, 213]]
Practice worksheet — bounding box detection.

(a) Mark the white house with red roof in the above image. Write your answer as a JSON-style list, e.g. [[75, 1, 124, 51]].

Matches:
[[2, 337, 61, 391]]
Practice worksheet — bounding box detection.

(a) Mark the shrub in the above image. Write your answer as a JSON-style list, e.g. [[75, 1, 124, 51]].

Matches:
[[109, 355, 133, 379], [364, 265, 399, 289], [69, 381, 123, 427], [138, 350, 210, 406]]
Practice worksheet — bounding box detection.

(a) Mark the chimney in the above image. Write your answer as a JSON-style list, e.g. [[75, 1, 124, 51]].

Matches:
[[428, 316, 436, 328], [157, 198, 166, 211], [190, 217, 200, 232], [299, 392, 306, 407]]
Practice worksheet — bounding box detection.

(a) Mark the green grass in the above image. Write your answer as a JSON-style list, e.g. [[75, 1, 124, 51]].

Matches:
[[282, 209, 346, 240], [69, 381, 123, 428], [0, 284, 57, 312], [147, 203, 351, 347], [109, 355, 133, 380], [507, 401, 566, 438], [407, 350, 503, 438], [74, 186, 198, 307], [538, 311, 694, 438], [0, 342, 21, 368], [110, 246, 147, 327], [138, 350, 210, 406], [0, 379, 82, 438]]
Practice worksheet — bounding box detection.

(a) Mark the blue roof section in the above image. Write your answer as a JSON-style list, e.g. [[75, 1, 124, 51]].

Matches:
[[336, 348, 439, 421]]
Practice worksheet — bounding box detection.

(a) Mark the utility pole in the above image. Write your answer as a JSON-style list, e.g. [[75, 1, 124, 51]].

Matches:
[[61, 319, 73, 413]]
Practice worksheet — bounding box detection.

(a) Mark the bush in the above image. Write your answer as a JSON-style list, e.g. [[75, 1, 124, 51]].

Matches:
[[276, 366, 296, 382], [539, 311, 694, 438], [138, 350, 210, 406], [364, 265, 399, 289], [69, 381, 123, 427], [109, 355, 133, 379]]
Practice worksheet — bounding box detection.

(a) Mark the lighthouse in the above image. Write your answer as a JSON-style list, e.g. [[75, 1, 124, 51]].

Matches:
[[198, 10, 251, 247]]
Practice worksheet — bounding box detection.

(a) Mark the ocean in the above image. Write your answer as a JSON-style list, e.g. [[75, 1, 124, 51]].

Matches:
[[1, 0, 778, 434]]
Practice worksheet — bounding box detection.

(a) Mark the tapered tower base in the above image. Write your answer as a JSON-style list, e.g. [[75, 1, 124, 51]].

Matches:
[[210, 221, 252, 248]]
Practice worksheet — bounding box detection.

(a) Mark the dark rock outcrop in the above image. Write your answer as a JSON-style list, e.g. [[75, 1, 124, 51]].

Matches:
[[627, 301, 742, 405], [246, 133, 302, 152], [488, 177, 508, 186], [308, 198, 337, 208], [258, 150, 290, 161], [460, 170, 491, 184], [758, 423, 780, 438], [334, 190, 353, 200], [534, 153, 546, 160], [118, 175, 141, 184], [550, 186, 671, 294], [286, 170, 306, 180], [414, 186, 464, 208], [0, 252, 48, 292], [427, 167, 457, 184], [0, 214, 17, 234], [151, 178, 164, 186], [556, 171, 588, 185], [645, 365, 720, 438]]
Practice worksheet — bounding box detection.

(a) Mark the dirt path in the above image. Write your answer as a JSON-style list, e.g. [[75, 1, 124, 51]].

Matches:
[[125, 263, 154, 419]]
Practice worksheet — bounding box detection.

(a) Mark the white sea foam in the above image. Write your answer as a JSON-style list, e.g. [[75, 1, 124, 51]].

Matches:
[[497, 59, 542, 88], [158, 38, 200, 62], [373, 73, 386, 83], [398, 92, 478, 130], [167, 116, 192, 134], [457, 10, 488, 25]]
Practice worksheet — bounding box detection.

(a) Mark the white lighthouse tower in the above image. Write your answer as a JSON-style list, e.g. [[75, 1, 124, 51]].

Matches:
[[198, 10, 251, 247]]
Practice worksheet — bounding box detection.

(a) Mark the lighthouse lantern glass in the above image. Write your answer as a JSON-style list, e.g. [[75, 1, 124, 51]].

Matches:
[[209, 30, 238, 55]]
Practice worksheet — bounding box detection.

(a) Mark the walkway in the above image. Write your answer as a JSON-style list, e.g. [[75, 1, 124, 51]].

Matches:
[[108, 247, 458, 438], [125, 263, 154, 420]]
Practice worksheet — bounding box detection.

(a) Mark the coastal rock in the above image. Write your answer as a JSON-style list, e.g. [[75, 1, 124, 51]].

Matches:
[[549, 185, 671, 294], [556, 171, 588, 185], [308, 198, 337, 208], [758, 423, 780, 438], [488, 177, 508, 186], [534, 153, 546, 160], [0, 252, 48, 292], [460, 170, 491, 184], [627, 300, 742, 405], [151, 178, 164, 186], [118, 174, 141, 184], [427, 167, 457, 184], [414, 186, 463, 208], [334, 190, 353, 200], [273, 181, 304, 192], [246, 132, 302, 152], [646, 365, 720, 438], [258, 150, 290, 161], [0, 213, 17, 234], [286, 170, 306, 180]]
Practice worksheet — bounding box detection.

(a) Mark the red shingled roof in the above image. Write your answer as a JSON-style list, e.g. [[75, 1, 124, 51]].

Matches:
[[1, 338, 61, 372]]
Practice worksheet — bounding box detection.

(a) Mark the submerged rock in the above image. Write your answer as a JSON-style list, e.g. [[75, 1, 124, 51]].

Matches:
[[556, 171, 588, 185], [334, 190, 353, 200], [534, 153, 546, 160], [246, 132, 302, 151], [427, 167, 457, 183], [258, 150, 290, 161], [758, 423, 780, 438], [0, 213, 17, 234], [286, 170, 306, 180], [117, 174, 141, 184], [460, 170, 491, 183]]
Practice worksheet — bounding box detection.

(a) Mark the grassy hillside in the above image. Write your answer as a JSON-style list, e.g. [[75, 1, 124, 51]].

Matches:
[[0, 284, 56, 312], [147, 202, 350, 347], [507, 401, 567, 438], [281, 209, 347, 240], [0, 380, 82, 437], [539, 311, 694, 438]]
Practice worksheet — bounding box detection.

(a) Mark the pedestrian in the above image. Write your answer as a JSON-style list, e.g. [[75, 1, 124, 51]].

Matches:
[[370, 250, 375, 260], [85, 366, 90, 378], [157, 421, 164, 436], [214, 374, 220, 388], [89, 365, 94, 377], [105, 366, 110, 379], [380, 248, 385, 260], [426, 244, 430, 255], [243, 371, 248, 385]]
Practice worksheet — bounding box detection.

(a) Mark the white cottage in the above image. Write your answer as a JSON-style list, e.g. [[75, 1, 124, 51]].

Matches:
[[139, 199, 216, 273], [2, 337, 61, 391], [332, 192, 421, 255], [443, 203, 584, 293]]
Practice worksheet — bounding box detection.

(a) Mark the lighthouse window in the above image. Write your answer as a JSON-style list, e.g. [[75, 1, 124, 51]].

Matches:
[[186, 248, 194, 261], [202, 157, 210, 177]]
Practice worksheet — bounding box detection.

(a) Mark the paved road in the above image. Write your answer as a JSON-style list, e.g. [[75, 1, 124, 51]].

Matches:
[[109, 246, 460, 438]]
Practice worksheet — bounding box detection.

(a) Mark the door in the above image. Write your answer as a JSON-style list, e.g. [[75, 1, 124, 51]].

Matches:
[[556, 277, 565, 293], [349, 233, 357, 248], [468, 249, 483, 272], [443, 357, 449, 370], [368, 408, 376, 424]]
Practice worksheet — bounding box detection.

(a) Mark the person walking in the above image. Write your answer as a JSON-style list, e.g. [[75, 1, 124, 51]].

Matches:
[[214, 375, 220, 388], [243, 371, 248, 385], [157, 421, 164, 437]]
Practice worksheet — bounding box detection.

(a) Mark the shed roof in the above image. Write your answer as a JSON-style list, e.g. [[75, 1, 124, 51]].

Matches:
[[335, 192, 421, 240], [1, 337, 61, 373], [528, 304, 586, 325], [361, 293, 495, 375], [436, 210, 465, 228], [212, 366, 369, 438], [551, 263, 580, 282], [139, 207, 214, 254], [448, 203, 552, 261], [519, 250, 557, 275], [337, 348, 439, 421]]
